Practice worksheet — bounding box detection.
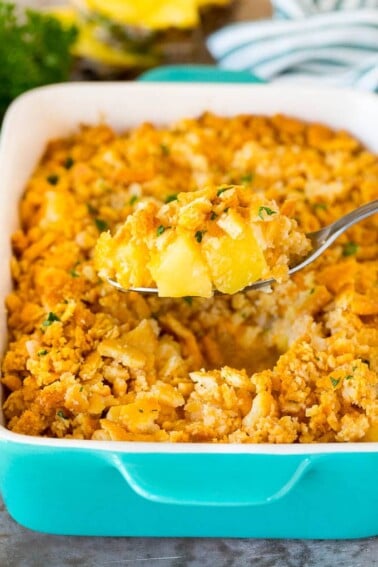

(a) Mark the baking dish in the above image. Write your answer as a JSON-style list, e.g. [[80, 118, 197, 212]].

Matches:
[[0, 82, 377, 538]]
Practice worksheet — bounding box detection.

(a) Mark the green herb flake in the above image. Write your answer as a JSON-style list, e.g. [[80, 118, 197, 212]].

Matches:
[[195, 230, 205, 243], [258, 206, 277, 220], [313, 203, 328, 212], [217, 186, 233, 197], [42, 312, 60, 327], [309, 288, 315, 295], [165, 193, 178, 203], [342, 242, 358, 257], [64, 156, 74, 170], [160, 144, 170, 156], [47, 174, 59, 186], [87, 203, 97, 215], [69, 268, 79, 278], [94, 218, 109, 232], [210, 211, 218, 220], [345, 374, 353, 381], [57, 410, 67, 419], [183, 296, 193, 306], [330, 376, 340, 388], [129, 195, 138, 206], [37, 349, 48, 356], [80, 386, 84, 392], [241, 173, 254, 184], [156, 225, 166, 236]]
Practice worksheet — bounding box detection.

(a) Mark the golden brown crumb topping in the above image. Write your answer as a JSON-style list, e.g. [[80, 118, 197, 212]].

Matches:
[[2, 113, 378, 443]]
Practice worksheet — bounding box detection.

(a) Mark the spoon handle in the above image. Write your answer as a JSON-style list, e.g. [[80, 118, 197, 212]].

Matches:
[[328, 199, 378, 239]]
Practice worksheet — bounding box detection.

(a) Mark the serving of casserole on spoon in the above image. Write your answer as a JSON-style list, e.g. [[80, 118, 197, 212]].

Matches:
[[94, 182, 377, 298]]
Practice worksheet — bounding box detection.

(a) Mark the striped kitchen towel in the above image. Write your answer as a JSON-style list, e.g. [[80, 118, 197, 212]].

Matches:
[[207, 0, 378, 91]]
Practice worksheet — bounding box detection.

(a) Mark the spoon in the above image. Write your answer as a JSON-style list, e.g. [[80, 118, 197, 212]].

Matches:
[[107, 199, 378, 295]]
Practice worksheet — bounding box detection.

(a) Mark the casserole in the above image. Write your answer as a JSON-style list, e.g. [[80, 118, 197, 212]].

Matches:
[[0, 82, 377, 538]]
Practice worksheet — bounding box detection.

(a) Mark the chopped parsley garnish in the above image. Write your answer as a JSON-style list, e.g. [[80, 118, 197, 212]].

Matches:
[[63, 156, 74, 170], [37, 349, 48, 356], [330, 377, 340, 388], [57, 410, 67, 419], [241, 173, 254, 184], [87, 203, 97, 215], [195, 230, 205, 243], [183, 296, 193, 306], [94, 218, 109, 232], [217, 186, 233, 197], [165, 193, 178, 203], [258, 206, 277, 220], [210, 211, 218, 220], [342, 242, 358, 257], [156, 225, 166, 236], [313, 203, 327, 211], [309, 288, 315, 295], [129, 195, 138, 206], [345, 374, 353, 380], [47, 174, 59, 186], [69, 268, 79, 278], [160, 144, 170, 156], [42, 312, 60, 326]]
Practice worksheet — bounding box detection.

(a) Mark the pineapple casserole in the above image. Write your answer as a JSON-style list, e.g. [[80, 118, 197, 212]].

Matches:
[[2, 112, 378, 443], [94, 185, 311, 297]]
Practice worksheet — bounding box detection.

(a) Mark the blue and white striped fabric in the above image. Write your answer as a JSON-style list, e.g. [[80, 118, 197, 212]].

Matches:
[[207, 0, 378, 91]]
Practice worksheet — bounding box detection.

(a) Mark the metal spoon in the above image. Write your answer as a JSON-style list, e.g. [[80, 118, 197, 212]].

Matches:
[[107, 199, 378, 295]]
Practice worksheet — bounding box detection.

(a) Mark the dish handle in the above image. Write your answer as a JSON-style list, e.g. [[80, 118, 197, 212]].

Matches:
[[108, 453, 314, 507]]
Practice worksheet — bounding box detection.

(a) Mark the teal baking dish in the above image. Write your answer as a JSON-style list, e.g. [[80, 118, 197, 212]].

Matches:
[[0, 82, 377, 538]]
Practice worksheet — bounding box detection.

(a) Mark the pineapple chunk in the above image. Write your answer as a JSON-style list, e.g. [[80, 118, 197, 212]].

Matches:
[[115, 240, 151, 289], [95, 232, 151, 288], [203, 227, 267, 295], [149, 233, 212, 297]]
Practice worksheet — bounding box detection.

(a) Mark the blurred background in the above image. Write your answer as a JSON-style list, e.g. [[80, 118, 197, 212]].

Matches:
[[11, 0, 272, 77], [0, 0, 273, 119], [2, 0, 376, 121]]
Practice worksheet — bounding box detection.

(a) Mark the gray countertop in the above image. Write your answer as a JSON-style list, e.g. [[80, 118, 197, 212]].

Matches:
[[1, 497, 377, 567]]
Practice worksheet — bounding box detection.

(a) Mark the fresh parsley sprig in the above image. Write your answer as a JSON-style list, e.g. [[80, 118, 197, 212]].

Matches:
[[0, 1, 77, 119]]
